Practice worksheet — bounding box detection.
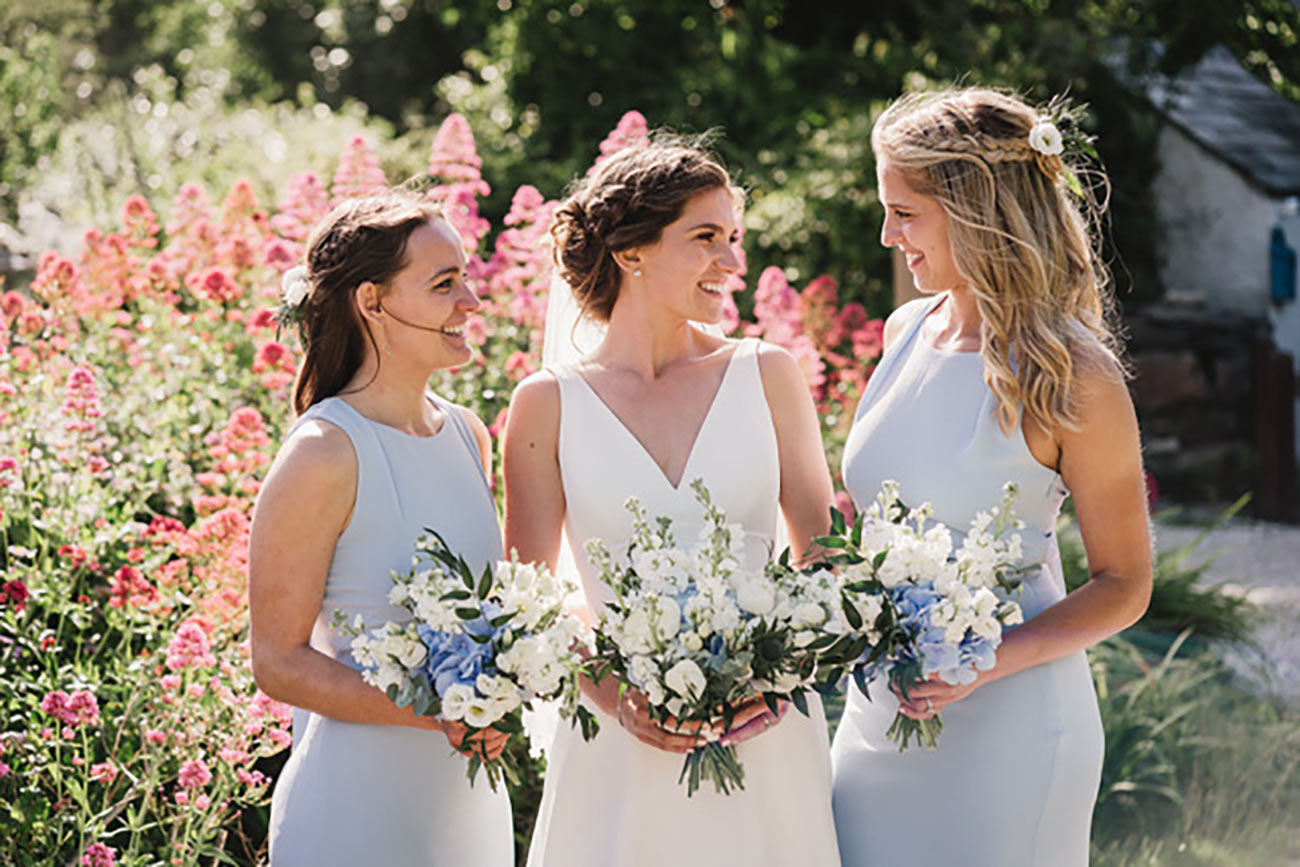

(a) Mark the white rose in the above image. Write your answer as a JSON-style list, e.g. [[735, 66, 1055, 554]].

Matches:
[[664, 659, 707, 701], [793, 602, 827, 628], [1028, 121, 1064, 156], [735, 579, 776, 616], [280, 265, 310, 306]]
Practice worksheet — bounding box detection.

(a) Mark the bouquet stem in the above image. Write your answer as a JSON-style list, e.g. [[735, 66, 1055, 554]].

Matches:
[[679, 741, 745, 796], [886, 712, 942, 751]]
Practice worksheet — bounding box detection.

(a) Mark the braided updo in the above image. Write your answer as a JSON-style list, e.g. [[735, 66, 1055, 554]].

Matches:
[[293, 191, 443, 415], [551, 137, 736, 322], [872, 87, 1121, 436]]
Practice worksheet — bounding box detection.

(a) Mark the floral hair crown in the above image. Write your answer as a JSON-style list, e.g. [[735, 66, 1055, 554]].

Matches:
[[272, 265, 310, 340], [1026, 97, 1098, 198]]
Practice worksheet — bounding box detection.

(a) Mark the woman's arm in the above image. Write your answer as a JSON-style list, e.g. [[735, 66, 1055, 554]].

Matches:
[[249, 420, 506, 755], [900, 358, 1153, 718], [757, 344, 837, 559]]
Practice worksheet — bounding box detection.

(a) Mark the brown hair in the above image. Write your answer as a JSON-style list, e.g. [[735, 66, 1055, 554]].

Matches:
[[550, 136, 737, 322], [292, 192, 443, 415], [873, 87, 1122, 434]]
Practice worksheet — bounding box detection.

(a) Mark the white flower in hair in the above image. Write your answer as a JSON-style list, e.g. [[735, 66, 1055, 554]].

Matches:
[[280, 265, 310, 307], [1027, 121, 1064, 157]]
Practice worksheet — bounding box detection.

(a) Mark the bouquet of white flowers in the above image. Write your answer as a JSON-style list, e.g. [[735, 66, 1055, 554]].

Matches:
[[334, 529, 599, 789], [812, 481, 1029, 750], [587, 480, 834, 796]]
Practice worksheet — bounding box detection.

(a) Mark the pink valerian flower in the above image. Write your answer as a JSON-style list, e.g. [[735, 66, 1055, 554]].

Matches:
[[166, 618, 217, 671], [505, 350, 535, 381], [29, 251, 79, 306], [40, 690, 101, 727], [262, 238, 300, 272], [207, 407, 272, 476], [594, 110, 650, 165], [108, 565, 159, 609], [81, 842, 116, 867], [58, 544, 88, 566], [177, 758, 213, 788], [216, 181, 270, 269], [272, 171, 331, 241], [251, 342, 296, 390], [332, 136, 389, 204], [431, 185, 491, 252], [1, 579, 28, 611], [427, 114, 486, 184], [1, 290, 25, 324], [0, 761, 9, 777], [192, 267, 242, 305], [144, 729, 167, 744], [0, 455, 17, 487], [89, 760, 118, 784], [61, 366, 102, 433], [487, 185, 557, 329], [250, 689, 294, 727], [121, 195, 161, 251], [748, 267, 804, 346]]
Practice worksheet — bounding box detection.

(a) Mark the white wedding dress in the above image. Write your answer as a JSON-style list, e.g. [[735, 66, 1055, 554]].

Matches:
[[525, 336, 841, 867]]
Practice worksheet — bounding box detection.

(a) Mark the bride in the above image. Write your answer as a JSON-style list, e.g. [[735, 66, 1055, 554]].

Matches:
[[502, 138, 842, 867]]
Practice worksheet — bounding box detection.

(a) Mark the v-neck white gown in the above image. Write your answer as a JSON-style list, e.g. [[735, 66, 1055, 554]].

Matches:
[[525, 338, 841, 867]]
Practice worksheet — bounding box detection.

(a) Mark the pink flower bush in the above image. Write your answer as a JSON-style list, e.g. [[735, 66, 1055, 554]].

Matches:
[[177, 758, 212, 788], [40, 690, 101, 728], [332, 136, 389, 204], [80, 843, 116, 867]]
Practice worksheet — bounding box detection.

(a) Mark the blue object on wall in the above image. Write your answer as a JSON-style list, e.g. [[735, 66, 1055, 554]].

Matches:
[[1273, 226, 1297, 303]]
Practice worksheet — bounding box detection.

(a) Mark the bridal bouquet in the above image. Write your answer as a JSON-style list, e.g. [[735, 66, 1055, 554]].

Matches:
[[812, 481, 1029, 750], [587, 480, 835, 796], [334, 530, 598, 789]]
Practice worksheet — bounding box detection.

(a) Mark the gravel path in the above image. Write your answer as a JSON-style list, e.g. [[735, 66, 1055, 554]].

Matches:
[[1152, 518, 1300, 704]]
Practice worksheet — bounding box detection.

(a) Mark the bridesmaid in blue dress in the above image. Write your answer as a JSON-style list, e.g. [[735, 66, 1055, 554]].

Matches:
[[831, 88, 1153, 866], [249, 194, 514, 865]]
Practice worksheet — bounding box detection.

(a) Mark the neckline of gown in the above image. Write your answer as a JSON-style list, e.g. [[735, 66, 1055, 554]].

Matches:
[[569, 339, 747, 492]]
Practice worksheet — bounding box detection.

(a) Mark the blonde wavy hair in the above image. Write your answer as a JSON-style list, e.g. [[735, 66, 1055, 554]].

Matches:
[[872, 87, 1124, 436]]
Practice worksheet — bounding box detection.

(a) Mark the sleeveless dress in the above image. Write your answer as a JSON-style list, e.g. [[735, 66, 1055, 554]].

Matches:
[[830, 295, 1104, 866], [269, 394, 514, 867], [526, 338, 842, 867]]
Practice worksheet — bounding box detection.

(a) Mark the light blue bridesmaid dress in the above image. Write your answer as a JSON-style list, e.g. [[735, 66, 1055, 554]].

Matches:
[[269, 394, 514, 867], [831, 295, 1104, 866]]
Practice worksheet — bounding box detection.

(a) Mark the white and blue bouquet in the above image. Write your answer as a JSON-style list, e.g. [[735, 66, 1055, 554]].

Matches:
[[813, 481, 1029, 750], [334, 529, 599, 789], [587, 480, 837, 796]]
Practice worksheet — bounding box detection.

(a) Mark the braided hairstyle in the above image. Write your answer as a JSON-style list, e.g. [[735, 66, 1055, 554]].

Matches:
[[873, 87, 1122, 435], [550, 136, 737, 323], [293, 192, 443, 415]]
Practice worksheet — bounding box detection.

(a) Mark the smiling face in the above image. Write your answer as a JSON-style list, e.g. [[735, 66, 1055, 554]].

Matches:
[[376, 219, 478, 370], [877, 159, 967, 294], [624, 186, 742, 324]]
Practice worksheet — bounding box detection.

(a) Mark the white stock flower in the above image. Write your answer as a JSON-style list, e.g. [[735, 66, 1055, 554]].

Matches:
[[1028, 121, 1064, 156]]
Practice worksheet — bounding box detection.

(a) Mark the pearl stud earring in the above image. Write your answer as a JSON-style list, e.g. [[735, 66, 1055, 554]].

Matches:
[[633, 268, 643, 277]]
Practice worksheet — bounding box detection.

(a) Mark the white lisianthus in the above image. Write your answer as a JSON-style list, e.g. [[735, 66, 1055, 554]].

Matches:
[[440, 683, 475, 721], [464, 698, 499, 728], [664, 659, 707, 700], [681, 630, 704, 653], [1028, 121, 1064, 156]]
